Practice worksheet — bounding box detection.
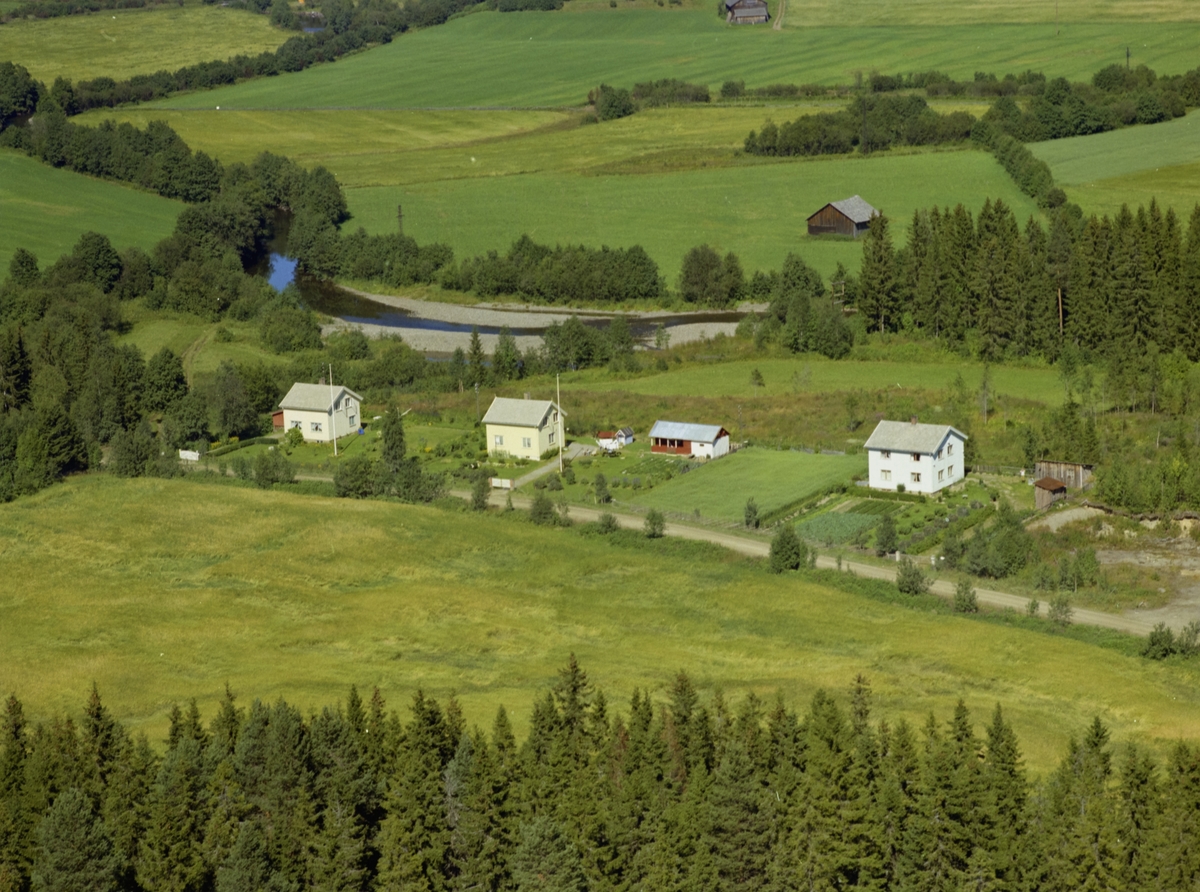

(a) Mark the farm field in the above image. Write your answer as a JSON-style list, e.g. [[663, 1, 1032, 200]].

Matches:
[[782, 0, 1200, 25], [0, 3, 288, 83], [0, 150, 183, 272], [563, 355, 1069, 405], [345, 148, 1036, 277], [626, 447, 866, 521], [4, 474, 1200, 771], [149, 10, 1200, 111], [1064, 161, 1200, 221]]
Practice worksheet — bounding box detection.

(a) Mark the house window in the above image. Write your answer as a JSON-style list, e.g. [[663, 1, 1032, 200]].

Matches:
[[494, 435, 504, 446], [349, 415, 357, 428], [881, 450, 891, 459], [553, 411, 558, 422], [936, 448, 943, 460], [881, 470, 891, 482], [290, 421, 301, 430], [938, 469, 944, 481], [911, 453, 920, 462], [948, 465, 953, 477], [911, 472, 921, 484], [549, 431, 556, 445], [522, 437, 532, 448], [948, 443, 954, 455], [311, 422, 322, 432]]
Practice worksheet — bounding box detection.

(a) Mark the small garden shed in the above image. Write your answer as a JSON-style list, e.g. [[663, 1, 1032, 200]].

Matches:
[[724, 0, 769, 23], [1034, 477, 1068, 510], [807, 195, 878, 238]]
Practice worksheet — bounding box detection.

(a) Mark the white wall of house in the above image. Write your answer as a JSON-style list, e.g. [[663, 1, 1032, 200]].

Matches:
[[487, 421, 556, 461], [867, 434, 964, 494], [282, 395, 360, 443], [692, 435, 730, 460]]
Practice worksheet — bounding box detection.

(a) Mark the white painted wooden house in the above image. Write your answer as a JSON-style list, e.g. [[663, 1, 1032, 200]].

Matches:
[[279, 383, 363, 443], [649, 420, 730, 460], [596, 427, 634, 452], [863, 420, 967, 494], [483, 396, 564, 461]]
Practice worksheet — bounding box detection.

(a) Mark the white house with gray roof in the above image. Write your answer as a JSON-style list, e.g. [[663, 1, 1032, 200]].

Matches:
[[482, 396, 564, 461], [649, 420, 730, 460], [279, 383, 363, 443], [864, 420, 967, 494]]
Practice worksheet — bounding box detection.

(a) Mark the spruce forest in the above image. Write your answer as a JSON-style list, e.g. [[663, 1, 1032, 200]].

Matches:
[[1, 660, 1196, 892]]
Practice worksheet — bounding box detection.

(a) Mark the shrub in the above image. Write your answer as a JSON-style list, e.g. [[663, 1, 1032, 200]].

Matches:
[[598, 512, 619, 534], [253, 448, 294, 488], [769, 524, 806, 573], [594, 472, 611, 504], [953, 578, 978, 613], [1142, 623, 1176, 660], [644, 509, 666, 539], [875, 513, 898, 556], [1048, 594, 1073, 627], [744, 497, 759, 529], [334, 454, 373, 498], [471, 474, 490, 511], [896, 557, 930, 595], [530, 490, 556, 526]]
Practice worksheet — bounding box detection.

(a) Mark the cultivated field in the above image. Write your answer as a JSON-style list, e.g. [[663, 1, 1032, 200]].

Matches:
[[3, 474, 1200, 771], [563, 356, 1069, 405], [148, 10, 1200, 111], [627, 448, 865, 521], [0, 3, 288, 83], [0, 150, 183, 272]]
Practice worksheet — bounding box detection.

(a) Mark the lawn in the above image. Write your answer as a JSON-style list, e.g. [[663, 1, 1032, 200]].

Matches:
[[4, 474, 1200, 772], [781, 0, 1200, 25], [626, 447, 866, 521], [0, 149, 183, 273], [0, 3, 289, 83], [149, 11, 1200, 111], [563, 356, 1069, 405]]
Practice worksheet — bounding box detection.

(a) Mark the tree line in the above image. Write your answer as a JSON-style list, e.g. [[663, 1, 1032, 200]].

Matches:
[[0, 0, 170, 22], [1, 662, 1197, 892]]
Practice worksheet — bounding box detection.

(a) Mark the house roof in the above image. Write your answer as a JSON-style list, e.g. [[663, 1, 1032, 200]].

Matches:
[[279, 383, 363, 413], [617, 427, 634, 438], [725, 0, 767, 8], [649, 420, 727, 443], [820, 195, 878, 225], [597, 431, 616, 439], [864, 420, 967, 454], [1034, 477, 1067, 491], [482, 397, 564, 428]]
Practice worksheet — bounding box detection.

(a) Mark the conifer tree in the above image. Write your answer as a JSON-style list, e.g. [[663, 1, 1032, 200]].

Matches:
[[1116, 744, 1159, 890], [214, 818, 276, 892], [492, 327, 522, 382], [1180, 205, 1200, 359], [31, 787, 119, 892], [467, 328, 487, 389], [858, 215, 898, 333], [102, 733, 156, 891], [1148, 741, 1200, 889], [705, 734, 770, 892], [0, 695, 31, 891], [510, 816, 587, 892], [138, 736, 211, 892], [310, 707, 373, 892]]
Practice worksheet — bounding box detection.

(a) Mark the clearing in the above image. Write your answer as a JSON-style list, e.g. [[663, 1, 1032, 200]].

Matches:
[[0, 149, 183, 273], [3, 474, 1200, 771], [0, 3, 289, 84], [625, 447, 865, 522]]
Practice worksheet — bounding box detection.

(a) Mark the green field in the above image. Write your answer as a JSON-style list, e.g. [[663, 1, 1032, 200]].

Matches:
[[0, 3, 288, 83], [0, 150, 183, 272], [146, 11, 1200, 110], [1029, 112, 1200, 219], [564, 356, 1069, 404], [4, 474, 1200, 771], [627, 447, 866, 520]]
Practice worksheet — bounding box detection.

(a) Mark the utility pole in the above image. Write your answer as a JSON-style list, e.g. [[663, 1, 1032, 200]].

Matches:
[[329, 363, 338, 457], [474, 382, 480, 423], [557, 372, 564, 473], [1126, 46, 1131, 70], [397, 204, 403, 234]]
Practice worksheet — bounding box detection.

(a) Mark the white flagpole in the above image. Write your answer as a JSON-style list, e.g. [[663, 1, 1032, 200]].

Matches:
[[329, 363, 337, 457]]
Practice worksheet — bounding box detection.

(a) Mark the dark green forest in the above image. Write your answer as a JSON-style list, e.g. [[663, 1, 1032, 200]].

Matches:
[[0, 662, 1196, 892]]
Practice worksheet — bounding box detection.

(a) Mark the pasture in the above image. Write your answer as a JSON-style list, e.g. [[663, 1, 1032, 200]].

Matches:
[[563, 355, 1069, 405], [4, 474, 1200, 771], [149, 10, 1200, 111], [0, 3, 288, 83], [627, 447, 866, 521], [1065, 162, 1200, 221], [0, 150, 183, 272]]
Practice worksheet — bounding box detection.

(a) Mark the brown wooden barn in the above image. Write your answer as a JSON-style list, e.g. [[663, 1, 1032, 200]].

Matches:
[[1034, 476, 1068, 510], [807, 195, 878, 238], [724, 0, 769, 23], [1035, 460, 1093, 490]]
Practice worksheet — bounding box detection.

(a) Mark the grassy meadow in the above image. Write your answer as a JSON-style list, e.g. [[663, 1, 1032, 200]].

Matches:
[[0, 150, 183, 272], [2, 474, 1200, 771], [780, 0, 1200, 25], [0, 3, 288, 83], [627, 447, 866, 521], [148, 11, 1200, 111]]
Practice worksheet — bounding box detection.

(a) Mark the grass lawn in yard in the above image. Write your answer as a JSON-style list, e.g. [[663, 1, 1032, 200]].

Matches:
[[625, 447, 865, 522], [0, 3, 288, 83], [0, 150, 183, 273], [4, 474, 1200, 772]]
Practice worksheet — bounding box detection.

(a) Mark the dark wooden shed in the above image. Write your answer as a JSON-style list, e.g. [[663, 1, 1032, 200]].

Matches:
[[1034, 476, 1068, 510], [807, 195, 878, 238], [725, 0, 769, 23]]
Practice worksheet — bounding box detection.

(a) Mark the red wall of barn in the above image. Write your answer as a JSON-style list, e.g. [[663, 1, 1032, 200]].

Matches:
[[652, 439, 692, 455]]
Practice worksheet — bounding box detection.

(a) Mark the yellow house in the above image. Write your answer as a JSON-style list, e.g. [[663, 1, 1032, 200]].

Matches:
[[482, 396, 565, 461]]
